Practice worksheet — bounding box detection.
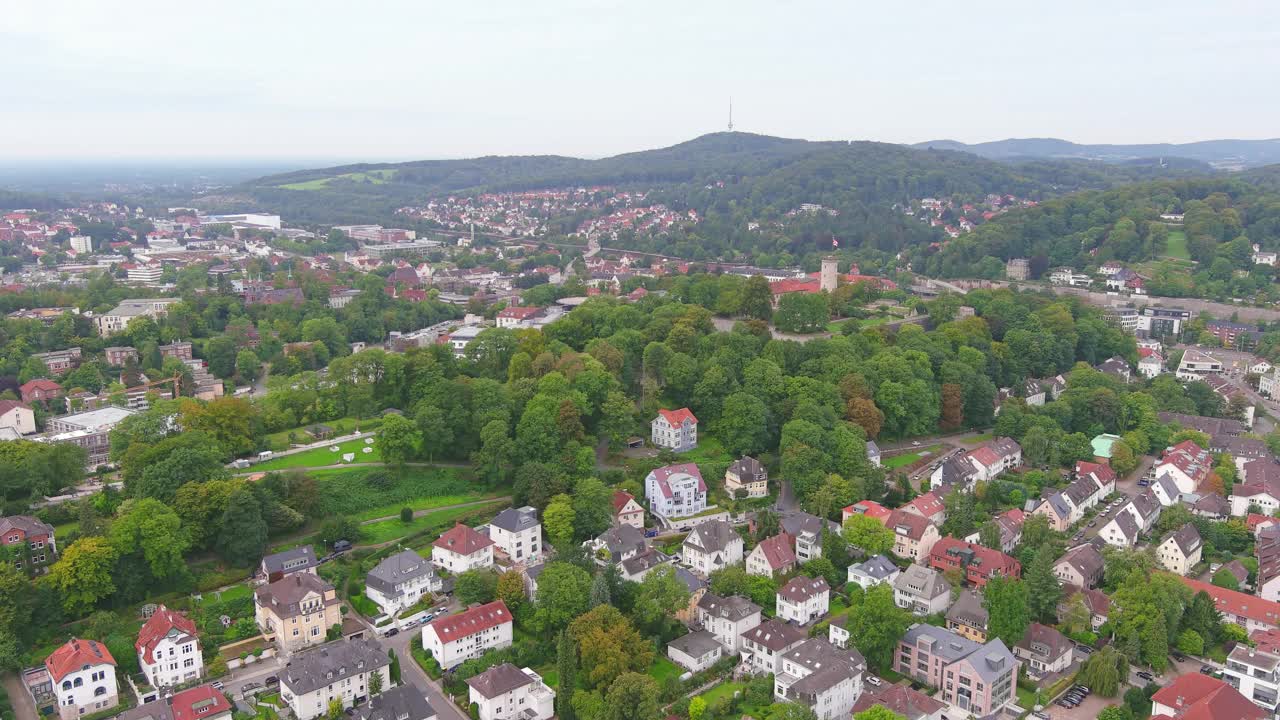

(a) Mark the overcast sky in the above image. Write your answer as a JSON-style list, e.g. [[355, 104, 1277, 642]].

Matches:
[[5, 1, 1278, 162]]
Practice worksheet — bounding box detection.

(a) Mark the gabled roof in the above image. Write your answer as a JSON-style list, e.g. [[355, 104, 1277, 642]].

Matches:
[[946, 589, 988, 628], [698, 592, 761, 621], [684, 519, 740, 554], [903, 491, 945, 519], [1016, 622, 1071, 662], [753, 533, 796, 570], [778, 575, 829, 604], [612, 490, 639, 514], [136, 605, 199, 665], [1056, 544, 1104, 580], [845, 500, 891, 521], [656, 407, 697, 426], [1107, 510, 1140, 544], [45, 638, 116, 681], [169, 684, 233, 720], [1150, 672, 1266, 720], [885, 509, 933, 541], [648, 463, 706, 495], [1178, 575, 1280, 627], [850, 555, 900, 581], [432, 523, 495, 555], [425, 600, 511, 645], [0, 399, 32, 416], [1164, 524, 1203, 557], [740, 618, 806, 651], [894, 564, 949, 600], [0, 514, 53, 537], [465, 663, 535, 699], [851, 684, 946, 720]]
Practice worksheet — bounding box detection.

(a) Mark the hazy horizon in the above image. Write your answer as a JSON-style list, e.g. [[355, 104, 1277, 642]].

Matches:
[[5, 1, 1279, 161]]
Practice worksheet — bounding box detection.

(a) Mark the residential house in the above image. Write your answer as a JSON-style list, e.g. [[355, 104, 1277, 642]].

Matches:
[[867, 441, 882, 468], [928, 538, 1021, 589], [0, 514, 56, 571], [1233, 460, 1280, 517], [901, 492, 947, 527], [746, 533, 797, 578], [643, 463, 707, 519], [651, 408, 698, 452], [1194, 493, 1232, 523], [1053, 544, 1104, 589], [136, 606, 202, 689], [964, 509, 1024, 554], [1179, 576, 1280, 634], [495, 306, 547, 329], [931, 455, 978, 493], [258, 546, 318, 584], [1100, 490, 1162, 547], [611, 490, 644, 529], [893, 564, 951, 616], [851, 684, 946, 720], [112, 685, 232, 720], [365, 549, 443, 617], [696, 592, 762, 653], [1152, 475, 1185, 508], [681, 519, 744, 576], [1158, 440, 1216, 494], [254, 573, 343, 655], [1223, 645, 1280, 717], [946, 590, 989, 643], [740, 619, 808, 675], [279, 638, 391, 720], [352, 685, 437, 720], [884, 510, 941, 563], [965, 438, 1022, 482], [1138, 350, 1165, 379], [1255, 525, 1280, 601], [667, 631, 723, 673], [772, 638, 866, 720], [466, 664, 554, 720], [421, 601, 513, 669], [1058, 586, 1110, 631], [725, 456, 768, 499], [431, 524, 495, 574], [1158, 412, 1244, 452], [1014, 623, 1073, 679], [1150, 672, 1266, 720], [1096, 356, 1132, 383], [894, 625, 1019, 716], [776, 576, 830, 626], [843, 500, 891, 525], [487, 506, 542, 565], [0, 400, 35, 436], [619, 549, 671, 582], [1158, 524, 1204, 576], [777, 511, 835, 563], [847, 555, 901, 590], [1030, 491, 1075, 532], [588, 525, 649, 565], [20, 378, 62, 405], [46, 639, 118, 720]]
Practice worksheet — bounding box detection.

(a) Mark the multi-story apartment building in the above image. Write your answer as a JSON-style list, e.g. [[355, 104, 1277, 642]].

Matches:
[[39, 406, 138, 469], [927, 538, 1021, 589], [136, 605, 202, 688], [45, 638, 119, 720], [32, 347, 82, 373], [1157, 524, 1204, 576], [1224, 644, 1280, 717], [421, 601, 513, 669], [103, 346, 139, 367], [0, 399, 36, 437], [1139, 306, 1191, 338], [466, 664, 554, 720], [1177, 349, 1225, 381], [431, 524, 495, 574], [893, 564, 951, 616], [96, 299, 179, 336], [884, 510, 941, 563], [280, 638, 392, 720], [365, 549, 443, 616], [0, 515, 56, 572], [651, 408, 698, 452], [696, 593, 761, 653], [681, 519, 744, 576], [772, 638, 865, 720], [254, 573, 343, 655], [776, 576, 830, 626], [159, 341, 194, 361], [487, 507, 542, 565], [895, 625, 1019, 717], [740, 619, 807, 675], [644, 463, 707, 519]]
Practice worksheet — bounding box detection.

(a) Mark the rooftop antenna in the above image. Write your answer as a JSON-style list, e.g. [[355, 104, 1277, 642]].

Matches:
[[728, 98, 734, 132]]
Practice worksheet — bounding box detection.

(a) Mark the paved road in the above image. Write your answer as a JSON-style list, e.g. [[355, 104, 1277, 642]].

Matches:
[[952, 279, 1280, 323], [1172, 344, 1277, 434], [2, 670, 39, 720], [1076, 454, 1155, 543], [378, 626, 468, 720]]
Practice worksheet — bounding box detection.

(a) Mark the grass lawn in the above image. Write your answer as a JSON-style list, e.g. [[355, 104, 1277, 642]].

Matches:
[[359, 501, 506, 545], [305, 465, 477, 517], [882, 444, 943, 469], [648, 656, 682, 683], [969, 433, 994, 443], [539, 669, 559, 689], [699, 681, 744, 705], [1164, 230, 1190, 260], [677, 436, 733, 465], [262, 416, 384, 452], [351, 492, 503, 522], [279, 170, 395, 191], [1016, 686, 1043, 710], [252, 438, 383, 471]]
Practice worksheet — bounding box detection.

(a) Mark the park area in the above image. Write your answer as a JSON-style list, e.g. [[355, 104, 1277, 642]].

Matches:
[[252, 437, 382, 471]]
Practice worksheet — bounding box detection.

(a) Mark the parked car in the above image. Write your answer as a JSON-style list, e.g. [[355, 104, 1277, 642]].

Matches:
[[1199, 665, 1215, 675], [265, 676, 279, 687], [211, 681, 224, 691], [334, 539, 353, 552], [1076, 644, 1094, 654], [1137, 479, 1150, 487], [385, 627, 399, 637], [866, 677, 882, 687], [1136, 671, 1155, 681], [1171, 653, 1187, 662]]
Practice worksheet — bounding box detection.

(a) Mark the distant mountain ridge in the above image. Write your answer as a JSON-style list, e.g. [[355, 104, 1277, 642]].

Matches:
[[911, 137, 1280, 169]]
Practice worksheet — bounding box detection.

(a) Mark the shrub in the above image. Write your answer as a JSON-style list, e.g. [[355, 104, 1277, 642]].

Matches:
[[400, 507, 414, 523]]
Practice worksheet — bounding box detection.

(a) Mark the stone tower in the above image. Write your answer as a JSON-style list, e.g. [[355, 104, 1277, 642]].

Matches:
[[820, 255, 838, 293]]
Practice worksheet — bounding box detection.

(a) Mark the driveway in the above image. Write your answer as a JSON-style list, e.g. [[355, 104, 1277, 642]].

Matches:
[[376, 627, 468, 720]]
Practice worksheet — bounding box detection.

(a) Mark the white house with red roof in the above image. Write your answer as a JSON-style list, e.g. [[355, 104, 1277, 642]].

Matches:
[[1232, 460, 1280, 517], [611, 490, 644, 529], [46, 638, 118, 720], [901, 491, 946, 527], [136, 605, 202, 688], [431, 523, 495, 574], [1150, 672, 1266, 720], [1138, 348, 1165, 378], [421, 600, 513, 668], [746, 533, 797, 577], [964, 438, 1022, 483], [0, 399, 35, 436], [1180, 575, 1280, 634], [1158, 440, 1215, 494], [644, 463, 707, 519], [651, 407, 698, 452], [495, 305, 546, 329], [842, 500, 891, 525]]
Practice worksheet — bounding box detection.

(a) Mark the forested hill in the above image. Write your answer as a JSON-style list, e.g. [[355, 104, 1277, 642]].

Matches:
[[224, 132, 1214, 227], [913, 137, 1280, 169]]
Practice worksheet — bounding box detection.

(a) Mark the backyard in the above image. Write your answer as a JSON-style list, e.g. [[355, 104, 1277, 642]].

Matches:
[[882, 444, 944, 469], [1164, 230, 1190, 260]]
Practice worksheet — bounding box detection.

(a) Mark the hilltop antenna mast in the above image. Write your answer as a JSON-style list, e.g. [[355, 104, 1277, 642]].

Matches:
[[728, 98, 734, 132]]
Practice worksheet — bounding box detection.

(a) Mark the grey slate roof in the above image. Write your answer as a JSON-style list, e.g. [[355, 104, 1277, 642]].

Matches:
[[490, 506, 540, 534], [353, 685, 436, 720], [697, 592, 762, 621], [965, 637, 1017, 684], [683, 519, 740, 554], [851, 555, 899, 581], [673, 566, 706, 594], [620, 550, 668, 576], [595, 525, 648, 560], [741, 619, 807, 651], [281, 638, 389, 696], [668, 630, 723, 658], [901, 624, 980, 663], [946, 590, 988, 629], [1056, 544, 1104, 582], [1166, 524, 1203, 557], [365, 549, 437, 596], [465, 663, 534, 700], [782, 638, 865, 699], [893, 564, 949, 601], [260, 545, 318, 576], [1153, 475, 1181, 501], [1109, 510, 1140, 544], [778, 510, 839, 537], [727, 456, 766, 480]]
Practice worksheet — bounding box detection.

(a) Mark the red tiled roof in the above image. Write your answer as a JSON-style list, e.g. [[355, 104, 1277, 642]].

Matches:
[[612, 490, 638, 514], [657, 408, 698, 426], [1076, 461, 1116, 486], [424, 600, 511, 645], [170, 684, 232, 720], [769, 278, 820, 296], [969, 446, 1000, 468], [136, 605, 199, 664], [1248, 513, 1278, 534], [1252, 627, 1280, 655], [1150, 672, 1266, 720], [929, 537, 1021, 580], [884, 509, 932, 541], [20, 379, 61, 393], [1178, 575, 1280, 627], [0, 399, 32, 416], [754, 533, 796, 570], [497, 305, 544, 319], [845, 500, 891, 521], [45, 638, 116, 682], [904, 491, 945, 518], [432, 523, 494, 555]]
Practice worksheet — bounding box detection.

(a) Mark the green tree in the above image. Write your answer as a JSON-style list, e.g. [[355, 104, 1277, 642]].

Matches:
[[455, 569, 499, 605], [853, 708, 906, 720], [496, 569, 527, 612], [570, 606, 653, 690], [368, 667, 383, 695], [740, 275, 774, 321], [0, 563, 33, 671], [544, 494, 577, 548], [378, 414, 421, 472], [110, 498, 190, 580], [773, 293, 830, 333], [415, 404, 454, 463], [716, 392, 770, 457], [1025, 544, 1063, 623], [688, 697, 708, 720], [603, 673, 660, 720], [1110, 440, 1138, 476], [534, 562, 593, 632], [571, 478, 613, 541], [842, 514, 894, 555], [235, 349, 261, 381], [589, 572, 611, 609], [1078, 645, 1128, 697], [983, 576, 1031, 646], [1176, 629, 1204, 656], [557, 630, 578, 720], [842, 583, 911, 671], [1211, 567, 1240, 591], [216, 486, 268, 567], [46, 537, 117, 615], [632, 565, 691, 634]]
